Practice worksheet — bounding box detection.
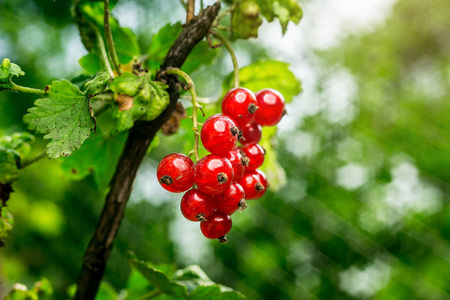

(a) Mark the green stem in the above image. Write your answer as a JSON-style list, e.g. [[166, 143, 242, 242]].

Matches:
[[6, 78, 46, 95], [19, 150, 47, 169], [93, 25, 115, 78], [165, 68, 201, 162], [104, 0, 122, 76], [178, 0, 187, 11], [210, 30, 239, 88]]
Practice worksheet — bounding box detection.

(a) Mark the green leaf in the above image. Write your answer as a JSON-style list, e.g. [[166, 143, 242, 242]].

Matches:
[[3, 284, 38, 300], [147, 23, 183, 66], [231, 0, 263, 39], [189, 285, 246, 300], [182, 42, 219, 74], [224, 60, 301, 103], [0, 58, 25, 82], [0, 148, 19, 185], [129, 255, 189, 298], [0, 207, 14, 243], [110, 74, 170, 134], [114, 27, 141, 64], [60, 131, 127, 191], [85, 72, 111, 96], [259, 126, 286, 190], [32, 278, 53, 300], [79, 53, 102, 75], [0, 132, 35, 159], [95, 282, 118, 300], [257, 0, 303, 34], [23, 80, 95, 159]]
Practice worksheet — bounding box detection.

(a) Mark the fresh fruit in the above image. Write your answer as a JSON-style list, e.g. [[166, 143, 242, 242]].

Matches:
[[224, 148, 248, 182], [180, 189, 215, 222], [201, 114, 239, 155], [200, 210, 232, 242], [222, 87, 258, 126], [194, 154, 234, 195], [238, 169, 267, 200], [239, 121, 262, 144], [157, 153, 195, 193], [214, 183, 246, 215], [254, 89, 285, 126], [241, 143, 265, 170]]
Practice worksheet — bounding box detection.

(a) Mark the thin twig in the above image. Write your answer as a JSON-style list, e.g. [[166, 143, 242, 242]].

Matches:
[[178, 0, 187, 11], [103, 0, 122, 76], [187, 0, 195, 23], [19, 150, 47, 169], [5, 77, 46, 95], [92, 25, 115, 78]]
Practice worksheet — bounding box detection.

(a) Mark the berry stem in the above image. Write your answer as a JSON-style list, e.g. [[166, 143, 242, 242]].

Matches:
[[165, 68, 201, 162], [6, 77, 46, 95], [104, 0, 122, 76], [210, 30, 239, 88]]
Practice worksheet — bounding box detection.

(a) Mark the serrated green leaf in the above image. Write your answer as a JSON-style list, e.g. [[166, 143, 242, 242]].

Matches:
[[0, 148, 19, 185], [257, 0, 303, 34], [79, 53, 102, 75], [0, 58, 25, 82], [140, 81, 170, 121], [231, 0, 263, 39], [23, 80, 95, 159], [110, 74, 169, 134], [129, 255, 189, 298], [85, 72, 111, 96], [60, 130, 127, 192], [183, 42, 219, 74], [224, 60, 301, 103], [148, 23, 183, 65]]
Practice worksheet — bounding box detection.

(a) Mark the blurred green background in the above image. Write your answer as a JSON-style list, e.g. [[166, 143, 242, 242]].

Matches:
[[1, 0, 450, 299]]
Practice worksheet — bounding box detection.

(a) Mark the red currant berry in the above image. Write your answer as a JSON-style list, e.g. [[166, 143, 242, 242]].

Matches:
[[254, 89, 285, 126], [222, 87, 258, 127], [239, 121, 262, 145], [238, 169, 267, 200], [200, 114, 239, 155], [200, 210, 232, 242], [180, 189, 215, 222], [214, 182, 246, 215], [224, 148, 248, 182], [242, 143, 265, 170], [157, 153, 194, 193], [194, 154, 234, 195]]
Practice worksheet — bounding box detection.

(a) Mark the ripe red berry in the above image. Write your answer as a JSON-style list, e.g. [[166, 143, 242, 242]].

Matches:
[[201, 114, 239, 155], [224, 148, 248, 182], [239, 121, 262, 145], [222, 87, 258, 127], [194, 154, 234, 195], [254, 89, 285, 126], [180, 189, 215, 222], [238, 169, 267, 200], [157, 153, 194, 193], [242, 143, 265, 170], [214, 183, 246, 215], [200, 210, 232, 242]]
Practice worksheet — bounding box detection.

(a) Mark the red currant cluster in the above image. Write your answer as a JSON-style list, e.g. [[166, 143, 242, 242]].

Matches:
[[157, 87, 285, 242]]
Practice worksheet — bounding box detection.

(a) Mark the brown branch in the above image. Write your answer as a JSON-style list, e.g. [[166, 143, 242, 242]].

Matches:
[[73, 2, 221, 300]]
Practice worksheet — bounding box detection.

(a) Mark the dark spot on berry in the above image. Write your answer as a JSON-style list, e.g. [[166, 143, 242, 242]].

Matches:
[[241, 156, 250, 167], [248, 103, 258, 114], [255, 182, 265, 191], [238, 199, 247, 211], [159, 175, 173, 185], [217, 173, 228, 184], [196, 213, 207, 222], [218, 236, 228, 243], [230, 126, 239, 136]]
